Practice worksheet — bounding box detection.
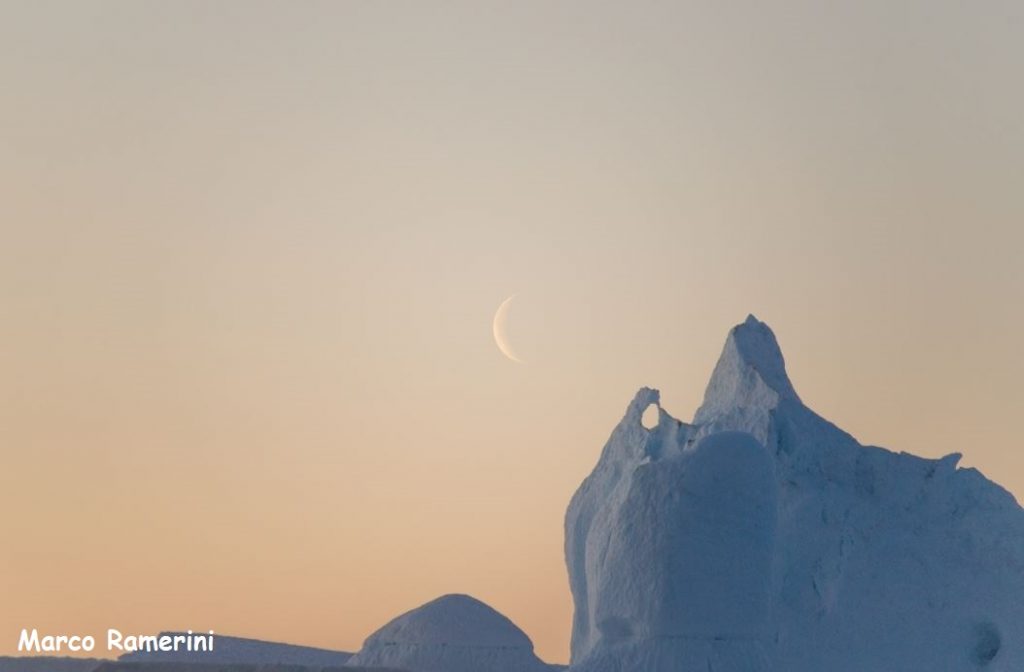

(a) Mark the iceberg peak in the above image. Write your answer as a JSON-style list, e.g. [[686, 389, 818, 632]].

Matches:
[[694, 315, 799, 424]]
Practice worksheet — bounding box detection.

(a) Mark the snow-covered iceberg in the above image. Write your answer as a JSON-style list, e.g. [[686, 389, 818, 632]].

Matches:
[[565, 315, 1024, 672], [345, 594, 560, 672], [118, 633, 352, 666]]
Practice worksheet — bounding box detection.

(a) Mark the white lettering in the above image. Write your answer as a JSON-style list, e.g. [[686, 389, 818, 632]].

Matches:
[[17, 630, 94, 653], [18, 629, 40, 653], [19, 628, 213, 654]]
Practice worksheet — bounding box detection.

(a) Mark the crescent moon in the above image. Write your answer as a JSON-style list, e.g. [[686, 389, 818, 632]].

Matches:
[[493, 295, 524, 364]]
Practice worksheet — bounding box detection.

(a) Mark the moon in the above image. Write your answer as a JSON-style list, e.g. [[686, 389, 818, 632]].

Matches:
[[493, 295, 524, 364]]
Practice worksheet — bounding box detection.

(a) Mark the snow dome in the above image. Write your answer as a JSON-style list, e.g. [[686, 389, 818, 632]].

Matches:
[[346, 594, 558, 672]]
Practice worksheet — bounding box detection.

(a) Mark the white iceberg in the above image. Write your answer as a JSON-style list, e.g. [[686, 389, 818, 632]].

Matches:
[[346, 593, 560, 672], [565, 315, 1024, 671]]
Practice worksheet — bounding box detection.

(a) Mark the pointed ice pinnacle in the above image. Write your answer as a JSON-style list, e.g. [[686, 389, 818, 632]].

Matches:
[[694, 314, 798, 426]]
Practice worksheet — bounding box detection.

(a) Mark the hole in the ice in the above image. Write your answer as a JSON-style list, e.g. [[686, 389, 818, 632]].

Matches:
[[972, 621, 1001, 666], [641, 403, 659, 430]]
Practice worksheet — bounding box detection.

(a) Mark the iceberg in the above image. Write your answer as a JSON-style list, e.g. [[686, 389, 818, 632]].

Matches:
[[346, 594, 560, 672], [565, 315, 1024, 671]]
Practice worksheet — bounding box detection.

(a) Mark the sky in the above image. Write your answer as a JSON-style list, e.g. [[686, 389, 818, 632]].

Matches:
[[1, 0, 1023, 663]]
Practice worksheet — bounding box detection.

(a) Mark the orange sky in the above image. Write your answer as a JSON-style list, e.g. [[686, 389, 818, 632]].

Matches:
[[2, 1, 1023, 663]]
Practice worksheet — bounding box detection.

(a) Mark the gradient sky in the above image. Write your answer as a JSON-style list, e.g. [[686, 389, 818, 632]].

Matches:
[[2, 0, 1023, 663]]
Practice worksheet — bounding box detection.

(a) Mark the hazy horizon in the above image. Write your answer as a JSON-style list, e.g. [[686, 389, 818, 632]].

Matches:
[[2, 0, 1023, 663]]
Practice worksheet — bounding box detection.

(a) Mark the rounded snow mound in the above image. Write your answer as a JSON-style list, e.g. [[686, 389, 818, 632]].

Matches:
[[346, 594, 558, 672], [364, 593, 532, 649]]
